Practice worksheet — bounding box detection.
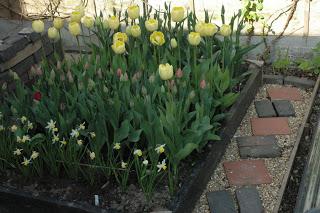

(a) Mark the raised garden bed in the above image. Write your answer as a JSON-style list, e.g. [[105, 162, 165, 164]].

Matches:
[[0, 66, 262, 213]]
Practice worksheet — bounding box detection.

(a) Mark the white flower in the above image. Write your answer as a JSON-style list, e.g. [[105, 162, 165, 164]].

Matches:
[[21, 116, 27, 123], [52, 134, 59, 143], [77, 139, 83, 146], [121, 161, 127, 169], [133, 149, 142, 157], [157, 159, 167, 172], [27, 121, 33, 130], [155, 144, 166, 154], [45, 119, 56, 132], [16, 136, 22, 143], [0, 125, 4, 131], [13, 148, 23, 156], [142, 159, 148, 166], [21, 135, 31, 143], [70, 129, 80, 138], [31, 151, 39, 159], [90, 132, 96, 138], [21, 157, 31, 166], [11, 125, 18, 132], [60, 138, 67, 146], [113, 143, 121, 150], [89, 151, 96, 160], [78, 122, 86, 130]]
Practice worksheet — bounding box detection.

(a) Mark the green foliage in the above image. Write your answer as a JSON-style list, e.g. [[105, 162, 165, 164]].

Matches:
[[298, 43, 320, 75], [241, 0, 264, 33], [272, 48, 291, 71]]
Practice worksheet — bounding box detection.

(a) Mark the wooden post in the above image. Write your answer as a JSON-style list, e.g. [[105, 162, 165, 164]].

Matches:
[[303, 0, 310, 37]]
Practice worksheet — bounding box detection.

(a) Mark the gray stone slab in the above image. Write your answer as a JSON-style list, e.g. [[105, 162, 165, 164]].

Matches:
[[284, 76, 315, 89], [255, 100, 277, 118], [236, 186, 264, 213], [237, 136, 281, 158], [263, 74, 284, 85], [273, 100, 296, 117], [207, 190, 236, 213]]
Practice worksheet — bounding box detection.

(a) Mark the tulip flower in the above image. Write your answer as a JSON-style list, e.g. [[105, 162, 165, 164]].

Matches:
[[145, 18, 158, 32], [150, 31, 165, 46], [127, 5, 140, 19], [159, 63, 173, 80], [171, 7, 185, 22], [32, 20, 44, 33]]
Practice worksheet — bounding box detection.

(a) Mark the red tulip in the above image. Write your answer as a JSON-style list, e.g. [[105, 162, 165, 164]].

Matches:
[[33, 91, 42, 101]]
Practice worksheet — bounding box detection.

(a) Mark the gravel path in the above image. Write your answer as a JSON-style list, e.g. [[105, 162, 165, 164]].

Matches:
[[193, 84, 312, 213]]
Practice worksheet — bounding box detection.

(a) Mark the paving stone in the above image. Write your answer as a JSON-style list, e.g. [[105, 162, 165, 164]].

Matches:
[[273, 100, 296, 117], [236, 186, 264, 213], [207, 190, 236, 213], [223, 160, 272, 186], [267, 87, 302, 101], [263, 74, 284, 85], [251, 117, 290, 136], [284, 76, 315, 89], [306, 209, 320, 213], [255, 100, 277, 117], [237, 136, 281, 158]]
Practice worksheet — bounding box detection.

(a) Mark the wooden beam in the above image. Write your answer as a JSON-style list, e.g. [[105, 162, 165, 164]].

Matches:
[[303, 0, 310, 37]]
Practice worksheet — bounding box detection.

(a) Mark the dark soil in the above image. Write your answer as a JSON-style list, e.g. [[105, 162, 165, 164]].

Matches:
[[279, 88, 320, 212], [263, 66, 317, 81]]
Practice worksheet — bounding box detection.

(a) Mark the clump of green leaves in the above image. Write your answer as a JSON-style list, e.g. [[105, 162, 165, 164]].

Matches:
[[272, 48, 291, 72], [297, 43, 320, 75], [241, 0, 264, 33]]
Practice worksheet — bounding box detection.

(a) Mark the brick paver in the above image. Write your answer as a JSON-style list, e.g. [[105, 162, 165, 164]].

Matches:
[[251, 117, 290, 136], [267, 87, 302, 101]]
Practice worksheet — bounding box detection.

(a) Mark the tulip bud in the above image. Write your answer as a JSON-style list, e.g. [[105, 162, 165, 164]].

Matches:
[[160, 85, 165, 93], [116, 68, 122, 78], [97, 68, 102, 79], [35, 66, 43, 76], [148, 74, 155, 83], [120, 73, 128, 82], [67, 71, 74, 83], [175, 68, 183, 78], [127, 5, 140, 20], [103, 85, 109, 93], [53, 18, 64, 30], [48, 27, 59, 40], [200, 79, 206, 89], [60, 73, 65, 81], [78, 81, 84, 90], [29, 65, 36, 77], [141, 86, 147, 96], [32, 20, 44, 33], [11, 106, 17, 114], [87, 79, 95, 91], [170, 38, 178, 48], [84, 62, 90, 70], [189, 90, 196, 99], [60, 102, 66, 111], [57, 61, 62, 70], [129, 101, 135, 108]]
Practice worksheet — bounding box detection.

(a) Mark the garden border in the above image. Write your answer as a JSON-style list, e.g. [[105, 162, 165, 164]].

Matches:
[[0, 66, 263, 213], [169, 65, 263, 213], [272, 74, 320, 213]]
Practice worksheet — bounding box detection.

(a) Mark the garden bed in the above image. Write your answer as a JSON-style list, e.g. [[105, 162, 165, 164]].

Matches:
[[0, 66, 262, 213]]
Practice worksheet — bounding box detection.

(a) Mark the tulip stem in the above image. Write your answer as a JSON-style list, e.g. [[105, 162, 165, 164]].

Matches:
[[76, 36, 82, 64]]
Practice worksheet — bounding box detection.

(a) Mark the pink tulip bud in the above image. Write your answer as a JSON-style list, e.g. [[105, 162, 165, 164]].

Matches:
[[200, 79, 206, 89], [97, 68, 102, 79], [35, 65, 43, 76], [116, 68, 122, 78], [84, 62, 90, 70], [175, 68, 183, 78], [57, 60, 62, 70]]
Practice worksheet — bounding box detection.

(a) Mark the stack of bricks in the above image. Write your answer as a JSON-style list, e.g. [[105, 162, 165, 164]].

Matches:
[[0, 26, 63, 90]]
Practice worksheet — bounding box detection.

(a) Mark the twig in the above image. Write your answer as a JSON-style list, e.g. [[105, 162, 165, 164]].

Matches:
[[0, 2, 30, 20]]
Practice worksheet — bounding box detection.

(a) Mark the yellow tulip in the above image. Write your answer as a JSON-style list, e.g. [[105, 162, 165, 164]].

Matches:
[[150, 31, 165, 46], [127, 5, 140, 19], [188, 32, 201, 46], [68, 22, 81, 36], [111, 40, 126, 54], [220, 24, 232, 37], [113, 32, 128, 43], [145, 18, 158, 32], [53, 18, 64, 30], [32, 20, 44, 33], [48, 27, 59, 40], [170, 38, 177, 48], [159, 63, 173, 80], [82, 16, 94, 28], [196, 22, 217, 37], [74, 5, 85, 17], [171, 7, 185, 22], [131, 25, 141, 37], [70, 11, 82, 23], [108, 16, 120, 30]]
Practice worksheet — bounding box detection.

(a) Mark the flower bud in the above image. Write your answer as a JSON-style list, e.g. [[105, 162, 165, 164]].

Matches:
[[200, 79, 206, 89], [67, 71, 74, 83], [170, 38, 178, 48], [149, 74, 155, 83], [87, 79, 95, 91], [175, 68, 183, 78], [103, 86, 109, 93], [189, 90, 196, 99], [48, 27, 59, 40], [141, 86, 147, 96], [160, 85, 165, 93], [220, 24, 232, 37], [116, 68, 122, 78], [127, 5, 140, 19], [32, 20, 44, 33], [120, 73, 128, 82], [188, 32, 201, 46], [53, 18, 64, 30], [97, 68, 102, 79]]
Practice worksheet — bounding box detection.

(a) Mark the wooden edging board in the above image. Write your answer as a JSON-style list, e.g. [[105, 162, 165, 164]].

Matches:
[[0, 67, 263, 213], [272, 74, 320, 213]]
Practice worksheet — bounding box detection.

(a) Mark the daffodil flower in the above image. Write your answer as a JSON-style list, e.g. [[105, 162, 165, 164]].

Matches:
[[155, 144, 166, 154], [142, 159, 148, 166], [157, 159, 167, 172], [11, 125, 17, 132], [52, 134, 59, 144], [31, 151, 39, 159], [21, 157, 31, 166], [16, 136, 22, 143], [113, 143, 121, 150], [89, 151, 96, 160], [13, 148, 23, 156], [60, 138, 67, 146], [77, 139, 83, 146], [78, 122, 86, 130], [121, 161, 127, 169], [90, 132, 96, 138], [20, 116, 27, 123], [70, 129, 80, 138], [134, 149, 143, 157], [21, 135, 31, 143], [45, 120, 56, 132], [27, 121, 33, 130]]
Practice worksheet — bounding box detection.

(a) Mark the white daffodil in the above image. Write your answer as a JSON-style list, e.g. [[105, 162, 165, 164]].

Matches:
[[157, 159, 167, 172], [78, 122, 86, 130], [70, 129, 80, 138], [52, 134, 59, 143], [121, 161, 127, 169], [31, 151, 39, 159], [21, 116, 27, 124], [13, 148, 23, 156], [133, 149, 142, 157], [21, 135, 31, 143], [142, 159, 148, 166], [155, 144, 166, 154], [113, 143, 121, 150], [21, 157, 30, 166], [45, 119, 56, 132], [27, 121, 33, 130]]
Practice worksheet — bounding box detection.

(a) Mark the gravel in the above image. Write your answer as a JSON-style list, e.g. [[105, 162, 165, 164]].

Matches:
[[193, 84, 312, 213]]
